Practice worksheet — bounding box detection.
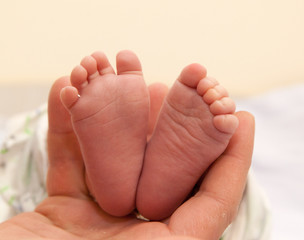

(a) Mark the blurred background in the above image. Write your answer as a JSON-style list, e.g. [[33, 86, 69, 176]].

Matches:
[[0, 0, 303, 115]]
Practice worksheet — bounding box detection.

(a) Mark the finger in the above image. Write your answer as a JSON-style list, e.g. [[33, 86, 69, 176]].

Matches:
[[47, 77, 88, 199], [200, 111, 254, 204], [168, 111, 255, 239], [147, 82, 169, 140]]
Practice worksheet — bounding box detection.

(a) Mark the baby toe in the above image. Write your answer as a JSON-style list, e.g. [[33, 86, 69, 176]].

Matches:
[[60, 86, 79, 110], [213, 114, 239, 134], [91, 51, 115, 75], [116, 50, 143, 75], [70, 65, 88, 90], [210, 97, 236, 115], [203, 85, 229, 104], [80, 55, 99, 80], [178, 63, 207, 88], [197, 77, 219, 95]]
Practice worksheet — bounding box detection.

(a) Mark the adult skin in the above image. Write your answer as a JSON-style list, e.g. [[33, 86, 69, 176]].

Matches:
[[0, 81, 254, 240]]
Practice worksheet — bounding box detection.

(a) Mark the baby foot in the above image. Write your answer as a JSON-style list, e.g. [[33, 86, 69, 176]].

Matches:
[[137, 63, 239, 220], [60, 51, 149, 216]]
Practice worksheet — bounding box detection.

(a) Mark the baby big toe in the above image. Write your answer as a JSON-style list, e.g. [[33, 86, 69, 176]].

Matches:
[[178, 63, 207, 88], [116, 50, 143, 75]]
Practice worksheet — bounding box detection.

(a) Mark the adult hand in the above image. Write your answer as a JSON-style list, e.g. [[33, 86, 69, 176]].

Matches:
[[0, 109, 254, 240]]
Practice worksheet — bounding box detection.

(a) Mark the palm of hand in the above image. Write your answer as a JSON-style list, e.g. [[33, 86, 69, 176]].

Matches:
[[3, 190, 221, 240], [4, 196, 171, 240]]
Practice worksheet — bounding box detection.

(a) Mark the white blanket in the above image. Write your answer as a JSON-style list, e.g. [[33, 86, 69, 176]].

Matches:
[[236, 84, 304, 240]]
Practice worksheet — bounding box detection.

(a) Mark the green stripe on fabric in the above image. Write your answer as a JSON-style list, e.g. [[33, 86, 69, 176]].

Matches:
[[24, 116, 32, 135], [8, 196, 15, 205], [1, 148, 8, 154], [0, 185, 9, 193]]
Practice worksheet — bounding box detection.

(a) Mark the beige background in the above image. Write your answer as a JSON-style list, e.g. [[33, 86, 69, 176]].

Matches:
[[0, 0, 304, 114]]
